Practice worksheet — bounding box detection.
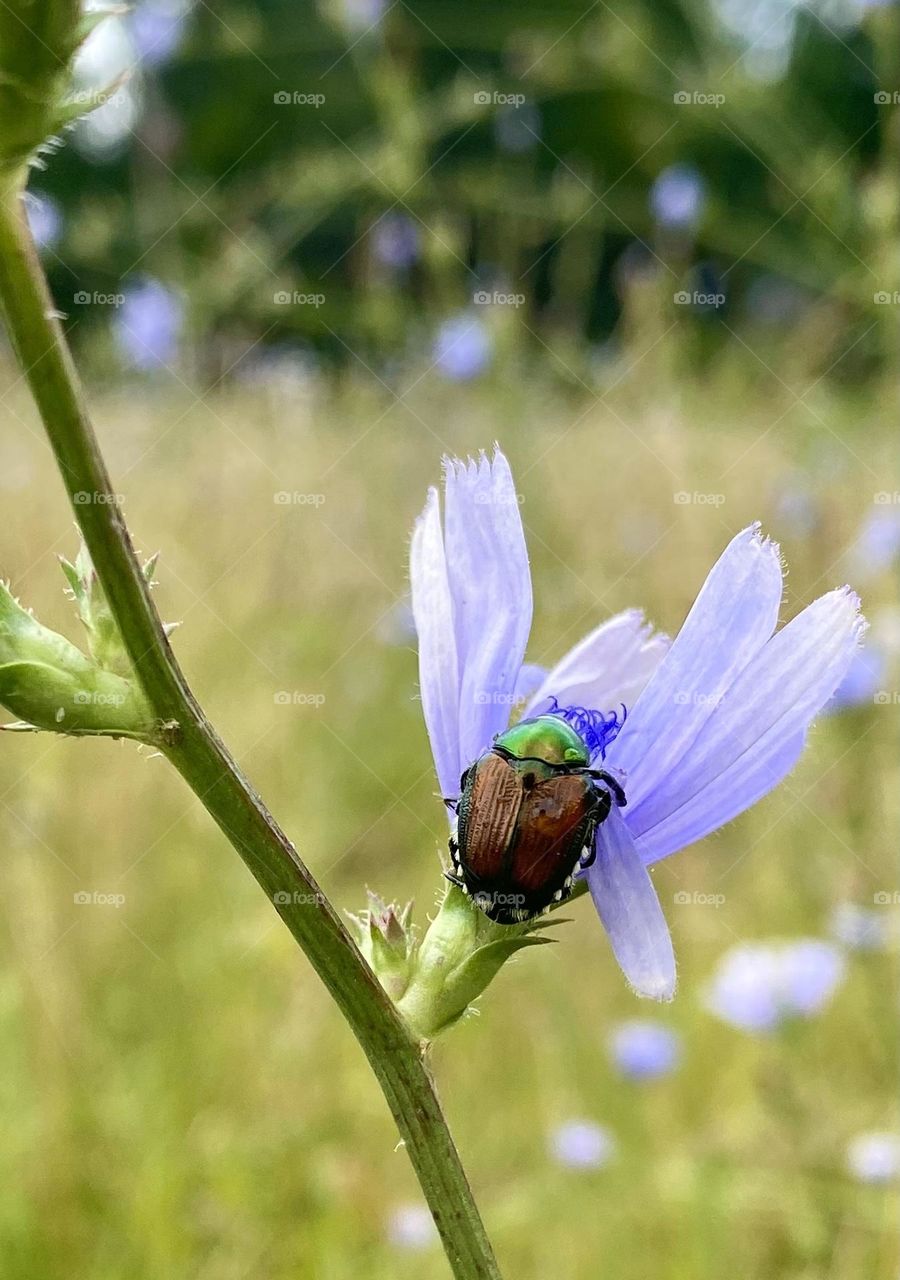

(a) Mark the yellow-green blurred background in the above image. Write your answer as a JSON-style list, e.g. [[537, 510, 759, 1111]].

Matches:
[[2, 0, 900, 1276]]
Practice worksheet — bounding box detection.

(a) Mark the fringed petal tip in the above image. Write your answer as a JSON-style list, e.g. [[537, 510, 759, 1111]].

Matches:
[[413, 485, 440, 531], [745, 521, 784, 568], [838, 585, 867, 639], [616, 607, 669, 646], [441, 445, 508, 480]]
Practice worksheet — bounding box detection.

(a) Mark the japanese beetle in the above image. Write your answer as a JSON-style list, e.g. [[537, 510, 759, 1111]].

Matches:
[[446, 714, 626, 924]]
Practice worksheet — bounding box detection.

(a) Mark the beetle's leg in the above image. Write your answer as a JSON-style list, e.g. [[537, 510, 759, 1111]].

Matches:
[[586, 768, 627, 808], [444, 869, 465, 889]]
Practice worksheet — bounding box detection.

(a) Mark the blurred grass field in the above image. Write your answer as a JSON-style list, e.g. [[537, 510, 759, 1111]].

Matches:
[[1, 325, 898, 1279]]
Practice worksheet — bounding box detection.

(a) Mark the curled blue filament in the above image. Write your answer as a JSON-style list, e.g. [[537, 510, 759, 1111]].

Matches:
[[546, 697, 627, 761]]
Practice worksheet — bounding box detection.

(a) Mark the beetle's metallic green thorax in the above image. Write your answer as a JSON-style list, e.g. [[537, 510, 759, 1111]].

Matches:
[[493, 714, 590, 768]]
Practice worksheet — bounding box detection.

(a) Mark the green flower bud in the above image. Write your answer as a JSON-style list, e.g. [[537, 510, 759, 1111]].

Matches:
[[394, 884, 561, 1042], [0, 571, 155, 739], [348, 892, 416, 1001], [0, 1, 122, 179], [60, 541, 132, 675]]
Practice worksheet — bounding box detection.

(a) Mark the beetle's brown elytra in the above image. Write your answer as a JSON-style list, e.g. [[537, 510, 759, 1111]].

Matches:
[[446, 715, 625, 923]]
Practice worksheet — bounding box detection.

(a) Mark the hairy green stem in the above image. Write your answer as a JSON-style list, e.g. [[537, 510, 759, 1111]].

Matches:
[[0, 177, 502, 1280]]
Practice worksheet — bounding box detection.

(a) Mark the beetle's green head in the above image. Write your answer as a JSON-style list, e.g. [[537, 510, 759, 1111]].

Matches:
[[494, 715, 590, 767]]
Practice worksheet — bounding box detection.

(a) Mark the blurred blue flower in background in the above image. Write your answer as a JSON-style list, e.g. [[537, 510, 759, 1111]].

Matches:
[[432, 315, 492, 380], [386, 1202, 438, 1249], [372, 214, 420, 270], [706, 939, 846, 1033], [781, 939, 847, 1015], [772, 476, 819, 537], [25, 194, 62, 251], [129, 0, 191, 68], [116, 277, 183, 370], [713, 0, 797, 80], [650, 164, 707, 230], [375, 598, 417, 646], [608, 1020, 682, 1080], [332, 0, 386, 32], [850, 507, 900, 580], [830, 901, 892, 952], [846, 1132, 900, 1183], [549, 1120, 615, 1170], [826, 642, 886, 711]]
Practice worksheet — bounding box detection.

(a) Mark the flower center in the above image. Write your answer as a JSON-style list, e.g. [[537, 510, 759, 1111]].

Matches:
[[545, 697, 626, 761]]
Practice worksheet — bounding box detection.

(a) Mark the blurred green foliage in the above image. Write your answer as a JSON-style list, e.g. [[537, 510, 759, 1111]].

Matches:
[[4, 1, 900, 1276], [1, 336, 898, 1277], [29, 0, 900, 380]]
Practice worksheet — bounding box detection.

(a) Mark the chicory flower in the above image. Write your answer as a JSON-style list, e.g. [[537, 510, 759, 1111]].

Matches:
[[432, 315, 492, 381], [549, 1120, 615, 1170], [704, 939, 846, 1033], [411, 449, 864, 1001], [608, 1019, 681, 1079], [846, 1132, 900, 1184]]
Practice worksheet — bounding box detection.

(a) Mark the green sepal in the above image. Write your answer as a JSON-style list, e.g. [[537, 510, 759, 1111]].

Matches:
[[59, 542, 130, 675], [394, 883, 569, 1041], [0, 1, 123, 177], [0, 578, 155, 739]]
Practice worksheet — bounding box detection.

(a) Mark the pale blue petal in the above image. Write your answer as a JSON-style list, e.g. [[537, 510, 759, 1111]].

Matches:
[[607, 527, 783, 812], [635, 732, 806, 862], [630, 587, 864, 860], [586, 807, 676, 1000], [513, 662, 547, 704], [523, 610, 669, 720], [443, 450, 532, 769], [410, 486, 461, 799]]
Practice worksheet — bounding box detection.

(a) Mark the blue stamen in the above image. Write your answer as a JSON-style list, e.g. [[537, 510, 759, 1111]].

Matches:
[[546, 697, 626, 761]]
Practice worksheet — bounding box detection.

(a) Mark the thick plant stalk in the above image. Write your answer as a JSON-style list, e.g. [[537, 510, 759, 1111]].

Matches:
[[0, 178, 502, 1280]]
